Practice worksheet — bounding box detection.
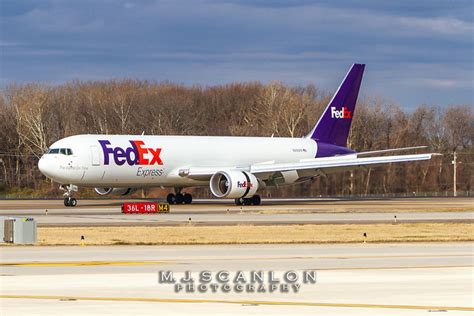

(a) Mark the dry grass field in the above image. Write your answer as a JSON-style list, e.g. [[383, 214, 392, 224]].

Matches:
[[31, 223, 474, 246]]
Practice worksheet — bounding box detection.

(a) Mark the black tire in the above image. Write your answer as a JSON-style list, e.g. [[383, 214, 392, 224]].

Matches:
[[175, 193, 184, 204], [243, 198, 252, 206], [235, 198, 243, 206], [64, 198, 70, 207], [70, 198, 77, 207], [251, 195, 261, 206], [183, 193, 192, 204], [166, 193, 176, 204]]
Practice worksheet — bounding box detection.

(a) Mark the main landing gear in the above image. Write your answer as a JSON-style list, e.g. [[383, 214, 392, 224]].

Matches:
[[235, 195, 261, 206], [61, 184, 78, 207], [167, 188, 192, 204]]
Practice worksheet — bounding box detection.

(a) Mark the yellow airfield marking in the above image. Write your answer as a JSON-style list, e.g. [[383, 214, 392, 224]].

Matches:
[[0, 295, 472, 311], [0, 261, 171, 267], [0, 260, 472, 270]]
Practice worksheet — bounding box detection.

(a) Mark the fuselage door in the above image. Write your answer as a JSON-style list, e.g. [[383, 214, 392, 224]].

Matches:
[[90, 145, 101, 166]]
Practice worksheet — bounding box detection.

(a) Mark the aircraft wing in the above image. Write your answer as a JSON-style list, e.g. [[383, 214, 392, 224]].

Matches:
[[249, 153, 433, 175], [182, 153, 434, 181]]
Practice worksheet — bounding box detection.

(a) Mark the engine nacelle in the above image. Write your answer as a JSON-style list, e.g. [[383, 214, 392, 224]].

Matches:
[[210, 171, 259, 198], [94, 187, 135, 196]]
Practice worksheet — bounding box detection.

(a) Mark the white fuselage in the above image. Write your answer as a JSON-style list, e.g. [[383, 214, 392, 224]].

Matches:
[[38, 135, 318, 187]]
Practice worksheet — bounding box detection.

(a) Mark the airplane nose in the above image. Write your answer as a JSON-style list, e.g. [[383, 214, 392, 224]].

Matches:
[[38, 156, 54, 178]]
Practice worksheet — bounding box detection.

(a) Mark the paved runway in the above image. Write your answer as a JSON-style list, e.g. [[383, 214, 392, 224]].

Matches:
[[1, 242, 473, 315], [0, 197, 472, 226]]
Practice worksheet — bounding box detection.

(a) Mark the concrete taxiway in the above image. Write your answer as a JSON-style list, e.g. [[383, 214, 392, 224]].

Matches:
[[1, 242, 473, 315], [0, 197, 472, 226]]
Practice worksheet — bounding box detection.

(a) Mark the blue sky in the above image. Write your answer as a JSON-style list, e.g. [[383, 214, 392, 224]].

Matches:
[[1, 0, 472, 109]]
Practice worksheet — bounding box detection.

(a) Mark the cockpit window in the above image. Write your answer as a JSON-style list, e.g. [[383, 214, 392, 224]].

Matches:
[[47, 148, 73, 155]]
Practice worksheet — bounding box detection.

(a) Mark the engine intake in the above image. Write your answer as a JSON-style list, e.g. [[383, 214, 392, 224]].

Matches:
[[210, 171, 258, 198], [94, 187, 135, 196]]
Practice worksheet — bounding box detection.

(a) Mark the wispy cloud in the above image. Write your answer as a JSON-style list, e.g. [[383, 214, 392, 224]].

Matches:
[[403, 78, 472, 89], [397, 16, 473, 35]]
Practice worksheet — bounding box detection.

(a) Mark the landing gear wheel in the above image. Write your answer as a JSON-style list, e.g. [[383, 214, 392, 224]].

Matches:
[[243, 198, 252, 206], [61, 184, 78, 207], [175, 193, 184, 204], [251, 195, 261, 206], [64, 197, 77, 207], [166, 193, 176, 204], [235, 198, 243, 206], [183, 193, 192, 204]]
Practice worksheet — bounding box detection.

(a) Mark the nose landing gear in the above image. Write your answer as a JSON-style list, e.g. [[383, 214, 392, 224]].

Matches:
[[61, 184, 78, 207], [64, 197, 77, 207]]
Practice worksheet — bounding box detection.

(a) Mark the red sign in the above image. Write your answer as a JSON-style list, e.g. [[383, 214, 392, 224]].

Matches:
[[122, 202, 170, 214]]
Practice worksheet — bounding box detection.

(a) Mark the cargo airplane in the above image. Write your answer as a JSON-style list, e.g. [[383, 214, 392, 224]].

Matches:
[[38, 64, 433, 207]]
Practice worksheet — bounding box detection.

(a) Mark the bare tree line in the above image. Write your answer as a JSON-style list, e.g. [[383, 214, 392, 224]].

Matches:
[[0, 80, 472, 197]]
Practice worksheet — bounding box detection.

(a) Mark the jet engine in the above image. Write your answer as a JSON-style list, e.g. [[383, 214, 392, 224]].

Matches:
[[210, 171, 259, 198], [94, 187, 135, 196]]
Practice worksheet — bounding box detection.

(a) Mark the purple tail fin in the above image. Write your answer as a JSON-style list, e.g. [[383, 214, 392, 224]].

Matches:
[[307, 63, 365, 147]]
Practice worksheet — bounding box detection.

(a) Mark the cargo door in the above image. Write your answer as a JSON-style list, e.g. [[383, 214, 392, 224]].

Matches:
[[90, 145, 101, 166]]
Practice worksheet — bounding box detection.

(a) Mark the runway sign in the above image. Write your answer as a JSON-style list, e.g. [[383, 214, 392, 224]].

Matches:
[[122, 202, 170, 214]]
